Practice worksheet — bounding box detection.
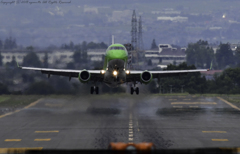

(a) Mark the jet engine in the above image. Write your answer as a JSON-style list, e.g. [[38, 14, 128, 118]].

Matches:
[[140, 71, 152, 84], [78, 70, 91, 83]]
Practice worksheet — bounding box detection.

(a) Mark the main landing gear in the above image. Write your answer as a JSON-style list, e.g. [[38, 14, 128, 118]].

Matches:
[[90, 86, 99, 94], [130, 87, 139, 95]]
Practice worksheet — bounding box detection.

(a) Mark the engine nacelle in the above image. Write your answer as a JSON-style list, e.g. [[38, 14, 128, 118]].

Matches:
[[140, 71, 153, 84], [78, 70, 91, 83]]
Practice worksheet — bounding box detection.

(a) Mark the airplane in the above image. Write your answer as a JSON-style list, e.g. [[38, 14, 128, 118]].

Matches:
[[18, 42, 208, 95]]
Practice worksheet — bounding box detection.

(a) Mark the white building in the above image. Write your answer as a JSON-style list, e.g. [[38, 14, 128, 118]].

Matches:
[[87, 49, 106, 61], [1, 49, 74, 65], [1, 48, 107, 65], [157, 16, 188, 22], [145, 44, 186, 65]]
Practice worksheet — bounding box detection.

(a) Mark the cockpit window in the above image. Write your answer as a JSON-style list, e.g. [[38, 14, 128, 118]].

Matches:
[[109, 46, 125, 50]]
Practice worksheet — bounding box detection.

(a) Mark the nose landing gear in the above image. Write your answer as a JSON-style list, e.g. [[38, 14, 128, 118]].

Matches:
[[90, 86, 99, 94]]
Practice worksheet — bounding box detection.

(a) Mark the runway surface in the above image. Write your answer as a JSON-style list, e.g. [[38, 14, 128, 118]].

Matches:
[[0, 95, 240, 151]]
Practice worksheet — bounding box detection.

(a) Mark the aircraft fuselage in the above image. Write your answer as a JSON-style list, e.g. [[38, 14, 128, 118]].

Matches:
[[102, 44, 128, 87]]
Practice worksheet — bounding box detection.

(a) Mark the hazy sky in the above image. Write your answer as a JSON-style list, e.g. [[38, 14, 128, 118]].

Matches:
[[1, 0, 240, 48]]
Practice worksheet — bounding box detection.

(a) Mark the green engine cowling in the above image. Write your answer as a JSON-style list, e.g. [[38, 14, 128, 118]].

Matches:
[[140, 71, 153, 84], [78, 70, 91, 83]]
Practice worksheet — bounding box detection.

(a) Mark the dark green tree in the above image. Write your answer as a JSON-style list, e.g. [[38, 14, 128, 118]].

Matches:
[[3, 37, 17, 49], [26, 46, 34, 51], [207, 68, 240, 94], [0, 39, 2, 49], [216, 43, 234, 69], [0, 83, 10, 94], [4, 38, 10, 49], [22, 52, 41, 67], [87, 42, 98, 49], [73, 49, 87, 64], [235, 47, 240, 67], [12, 38, 17, 49], [160, 62, 207, 94], [151, 39, 158, 49], [99, 42, 108, 48], [82, 41, 87, 51], [185, 40, 214, 69], [6, 55, 17, 67], [25, 81, 55, 95], [69, 41, 74, 50]]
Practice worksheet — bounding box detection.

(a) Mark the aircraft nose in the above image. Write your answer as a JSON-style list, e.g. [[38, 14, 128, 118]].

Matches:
[[109, 51, 125, 59]]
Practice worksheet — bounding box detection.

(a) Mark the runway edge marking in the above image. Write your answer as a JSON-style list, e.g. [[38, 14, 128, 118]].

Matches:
[[202, 131, 227, 133], [4, 139, 22, 142], [35, 130, 59, 133], [217, 97, 240, 111], [212, 139, 228, 141], [0, 98, 43, 119], [0, 147, 43, 154]]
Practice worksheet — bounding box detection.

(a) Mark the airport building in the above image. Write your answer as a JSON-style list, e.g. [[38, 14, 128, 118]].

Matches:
[[1, 50, 74, 65], [145, 44, 186, 68], [1, 49, 106, 66], [87, 49, 106, 61]]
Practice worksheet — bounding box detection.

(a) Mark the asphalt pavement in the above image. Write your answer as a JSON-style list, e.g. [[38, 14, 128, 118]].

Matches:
[[0, 94, 240, 151]]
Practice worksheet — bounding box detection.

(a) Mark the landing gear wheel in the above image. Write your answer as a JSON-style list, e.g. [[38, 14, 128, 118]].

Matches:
[[136, 87, 139, 95], [90, 87, 94, 94], [130, 87, 134, 95], [90, 86, 99, 94], [96, 87, 99, 94]]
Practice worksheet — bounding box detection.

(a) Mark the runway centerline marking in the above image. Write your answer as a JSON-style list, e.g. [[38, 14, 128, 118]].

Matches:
[[217, 97, 240, 111], [34, 139, 51, 141], [219, 147, 240, 152], [203, 131, 227, 133], [212, 139, 228, 141], [35, 130, 59, 133], [0, 99, 43, 119], [129, 113, 133, 143], [4, 139, 21, 142], [171, 102, 217, 105], [0, 147, 42, 154], [184, 99, 191, 100]]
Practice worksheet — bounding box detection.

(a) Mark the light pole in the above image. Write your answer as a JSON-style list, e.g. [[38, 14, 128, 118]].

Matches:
[[169, 85, 173, 93], [181, 85, 185, 93]]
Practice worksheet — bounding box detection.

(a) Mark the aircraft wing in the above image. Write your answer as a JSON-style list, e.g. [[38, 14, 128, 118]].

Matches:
[[19, 66, 104, 81], [126, 69, 209, 82]]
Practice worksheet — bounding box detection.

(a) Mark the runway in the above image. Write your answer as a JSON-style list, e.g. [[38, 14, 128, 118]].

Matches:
[[0, 95, 240, 151]]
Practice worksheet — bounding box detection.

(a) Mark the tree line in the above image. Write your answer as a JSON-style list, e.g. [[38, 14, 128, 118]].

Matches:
[[61, 41, 108, 50], [186, 40, 240, 70], [149, 62, 240, 94], [0, 37, 17, 50]]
